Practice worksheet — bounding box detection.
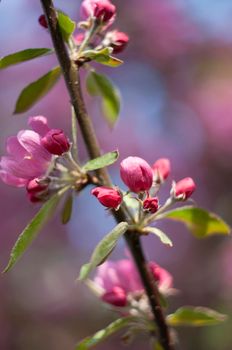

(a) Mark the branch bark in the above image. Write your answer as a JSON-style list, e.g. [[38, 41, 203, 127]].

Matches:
[[40, 1, 174, 349]]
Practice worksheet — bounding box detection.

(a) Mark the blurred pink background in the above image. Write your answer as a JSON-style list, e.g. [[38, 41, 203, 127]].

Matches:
[[1, 0, 232, 349]]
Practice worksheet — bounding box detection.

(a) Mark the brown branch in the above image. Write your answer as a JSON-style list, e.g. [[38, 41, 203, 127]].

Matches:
[[40, 1, 174, 349]]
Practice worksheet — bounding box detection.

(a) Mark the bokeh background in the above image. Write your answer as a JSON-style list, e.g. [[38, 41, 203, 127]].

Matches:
[[1, 0, 232, 349]]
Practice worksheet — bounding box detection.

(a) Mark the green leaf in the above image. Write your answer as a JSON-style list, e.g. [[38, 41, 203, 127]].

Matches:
[[57, 10, 76, 42], [78, 222, 129, 280], [153, 342, 164, 350], [0, 48, 53, 69], [14, 66, 61, 113], [3, 190, 66, 273], [61, 193, 73, 224], [82, 48, 123, 67], [82, 150, 119, 172], [75, 317, 135, 350], [86, 71, 121, 127], [167, 306, 227, 327], [158, 206, 230, 238], [142, 227, 173, 247]]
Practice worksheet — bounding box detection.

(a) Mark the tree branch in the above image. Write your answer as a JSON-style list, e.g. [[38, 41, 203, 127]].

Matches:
[[40, 1, 174, 349]]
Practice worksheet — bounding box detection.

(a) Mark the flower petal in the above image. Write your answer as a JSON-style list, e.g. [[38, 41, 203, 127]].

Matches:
[[17, 130, 51, 161], [6, 136, 27, 159], [0, 169, 27, 187], [0, 156, 47, 179], [28, 115, 50, 136]]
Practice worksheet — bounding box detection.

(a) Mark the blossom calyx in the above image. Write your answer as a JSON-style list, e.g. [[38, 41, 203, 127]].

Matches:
[[143, 197, 159, 214], [91, 186, 122, 209], [120, 156, 153, 193], [172, 177, 196, 200], [152, 158, 170, 183], [81, 0, 116, 23], [41, 129, 70, 155], [102, 286, 127, 307]]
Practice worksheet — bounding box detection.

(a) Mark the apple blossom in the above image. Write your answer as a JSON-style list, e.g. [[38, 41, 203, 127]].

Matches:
[[152, 158, 171, 183], [91, 186, 122, 209], [173, 177, 196, 200], [120, 156, 153, 193]]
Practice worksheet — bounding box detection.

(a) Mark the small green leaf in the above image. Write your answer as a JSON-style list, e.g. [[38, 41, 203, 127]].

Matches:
[[82, 48, 123, 67], [61, 193, 73, 224], [142, 227, 173, 247], [78, 222, 129, 280], [0, 48, 53, 69], [158, 206, 230, 238], [167, 306, 227, 327], [99, 56, 123, 68], [14, 66, 61, 113], [86, 71, 121, 127], [3, 190, 66, 273], [57, 10, 76, 42], [82, 150, 119, 172], [75, 317, 135, 350], [153, 342, 164, 350]]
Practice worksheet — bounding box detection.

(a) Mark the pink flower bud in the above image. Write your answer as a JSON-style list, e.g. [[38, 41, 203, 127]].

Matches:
[[41, 129, 70, 155], [149, 262, 173, 293], [173, 177, 196, 200], [120, 156, 153, 193], [38, 15, 48, 29], [107, 30, 129, 54], [143, 197, 159, 214], [81, 0, 116, 23], [152, 158, 171, 183], [102, 286, 127, 307], [91, 186, 122, 209], [26, 178, 48, 202]]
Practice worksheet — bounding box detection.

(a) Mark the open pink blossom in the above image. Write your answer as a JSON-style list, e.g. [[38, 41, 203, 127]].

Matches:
[[94, 258, 173, 307], [0, 116, 52, 187]]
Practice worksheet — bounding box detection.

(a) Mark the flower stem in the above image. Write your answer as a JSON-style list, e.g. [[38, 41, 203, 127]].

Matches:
[[40, 1, 174, 349]]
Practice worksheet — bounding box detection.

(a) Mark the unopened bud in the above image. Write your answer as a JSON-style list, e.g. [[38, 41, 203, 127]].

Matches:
[[81, 0, 116, 23], [152, 158, 170, 183], [38, 15, 48, 29], [102, 286, 127, 307], [106, 30, 129, 54], [172, 177, 196, 200], [143, 197, 159, 214], [27, 178, 48, 202], [120, 156, 153, 193], [91, 186, 122, 209], [41, 129, 70, 155]]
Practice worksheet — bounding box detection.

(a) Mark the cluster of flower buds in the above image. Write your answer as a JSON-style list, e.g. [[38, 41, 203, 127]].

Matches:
[[39, 0, 129, 57], [92, 258, 173, 315], [0, 116, 87, 202], [91, 155, 196, 220]]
